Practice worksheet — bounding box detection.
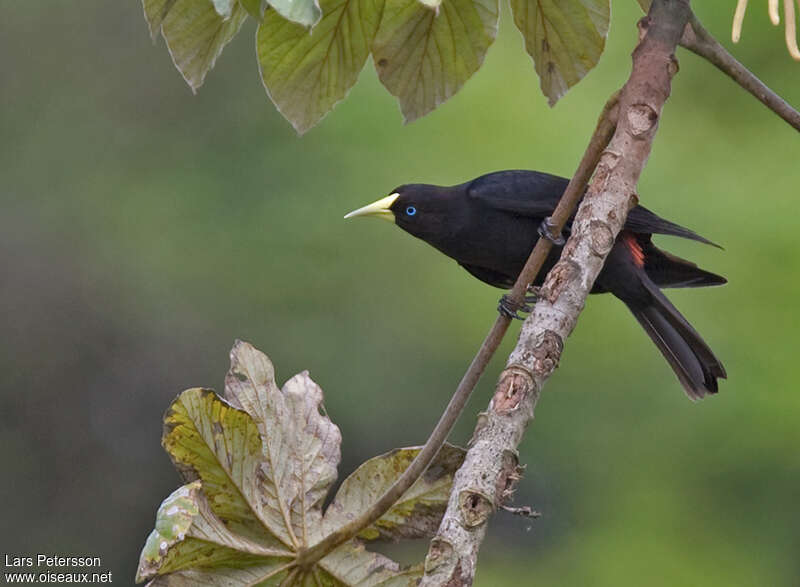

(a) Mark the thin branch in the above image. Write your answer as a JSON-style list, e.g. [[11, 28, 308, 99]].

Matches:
[[420, 1, 691, 584], [503, 91, 619, 310], [681, 10, 800, 132], [294, 73, 620, 577]]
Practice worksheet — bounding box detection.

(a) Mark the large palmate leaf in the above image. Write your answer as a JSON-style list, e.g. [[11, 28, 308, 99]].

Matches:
[[510, 0, 610, 105], [371, 0, 499, 122], [143, 0, 248, 91], [137, 341, 464, 586], [256, 0, 384, 134]]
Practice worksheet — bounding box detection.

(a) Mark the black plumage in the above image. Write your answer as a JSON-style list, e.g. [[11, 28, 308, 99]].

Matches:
[[346, 170, 726, 400]]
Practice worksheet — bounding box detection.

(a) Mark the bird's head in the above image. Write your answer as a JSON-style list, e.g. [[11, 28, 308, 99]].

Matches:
[[344, 184, 455, 241]]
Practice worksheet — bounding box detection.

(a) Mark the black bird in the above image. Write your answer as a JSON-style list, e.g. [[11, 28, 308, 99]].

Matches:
[[345, 170, 726, 400]]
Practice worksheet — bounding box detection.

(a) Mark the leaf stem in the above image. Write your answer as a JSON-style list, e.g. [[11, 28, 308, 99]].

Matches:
[[295, 91, 620, 570], [259, 561, 298, 583]]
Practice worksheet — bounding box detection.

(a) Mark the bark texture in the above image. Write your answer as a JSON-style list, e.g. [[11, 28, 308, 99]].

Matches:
[[420, 1, 691, 584]]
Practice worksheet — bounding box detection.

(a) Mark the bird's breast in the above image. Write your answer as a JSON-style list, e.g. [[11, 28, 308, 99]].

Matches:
[[428, 213, 540, 279]]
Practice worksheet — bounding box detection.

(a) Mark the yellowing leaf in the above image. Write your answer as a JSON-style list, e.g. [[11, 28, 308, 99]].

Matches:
[[371, 0, 499, 122], [510, 0, 610, 105], [138, 341, 430, 586], [223, 341, 342, 547], [146, 564, 295, 585], [316, 543, 422, 586], [136, 481, 292, 583], [143, 0, 248, 92], [256, 0, 383, 134], [162, 387, 292, 547], [325, 445, 465, 541]]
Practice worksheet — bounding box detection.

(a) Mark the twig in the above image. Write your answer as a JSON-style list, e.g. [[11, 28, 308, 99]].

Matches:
[[420, 1, 691, 584], [294, 71, 620, 577], [502, 89, 619, 315], [500, 505, 540, 518], [681, 10, 800, 132]]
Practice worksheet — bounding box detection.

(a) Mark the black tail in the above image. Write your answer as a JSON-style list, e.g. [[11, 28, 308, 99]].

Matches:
[[627, 281, 726, 400], [643, 244, 727, 289], [626, 205, 723, 248]]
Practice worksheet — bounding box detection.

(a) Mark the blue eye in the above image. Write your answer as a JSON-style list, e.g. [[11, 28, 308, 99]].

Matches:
[[406, 206, 417, 216]]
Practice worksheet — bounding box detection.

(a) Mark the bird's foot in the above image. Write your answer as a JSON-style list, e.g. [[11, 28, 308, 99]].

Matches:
[[538, 216, 566, 246], [525, 285, 541, 305], [498, 294, 532, 320]]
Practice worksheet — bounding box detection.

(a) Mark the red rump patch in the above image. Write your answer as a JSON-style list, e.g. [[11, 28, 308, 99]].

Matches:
[[622, 231, 646, 268]]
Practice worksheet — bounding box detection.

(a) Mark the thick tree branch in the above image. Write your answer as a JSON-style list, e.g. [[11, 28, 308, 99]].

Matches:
[[420, 1, 691, 584], [681, 11, 800, 132]]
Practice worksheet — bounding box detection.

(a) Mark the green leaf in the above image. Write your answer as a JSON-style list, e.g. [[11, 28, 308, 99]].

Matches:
[[212, 0, 235, 17], [240, 0, 268, 20], [325, 445, 465, 541], [510, 0, 610, 106], [256, 0, 383, 134], [143, 0, 248, 92], [371, 0, 499, 123], [266, 0, 322, 28], [138, 341, 428, 586], [143, 0, 178, 40]]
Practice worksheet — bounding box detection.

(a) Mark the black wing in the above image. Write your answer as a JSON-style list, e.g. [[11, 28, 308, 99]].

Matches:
[[467, 170, 720, 247], [466, 170, 568, 218]]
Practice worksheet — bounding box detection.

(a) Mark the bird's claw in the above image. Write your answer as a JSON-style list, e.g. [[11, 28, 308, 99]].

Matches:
[[525, 286, 541, 305], [498, 294, 532, 320], [538, 216, 565, 246]]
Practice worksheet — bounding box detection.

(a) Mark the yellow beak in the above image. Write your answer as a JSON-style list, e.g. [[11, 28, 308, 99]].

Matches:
[[343, 193, 399, 222]]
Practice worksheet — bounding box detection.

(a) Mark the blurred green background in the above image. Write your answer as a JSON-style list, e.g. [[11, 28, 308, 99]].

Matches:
[[1, 1, 799, 585]]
